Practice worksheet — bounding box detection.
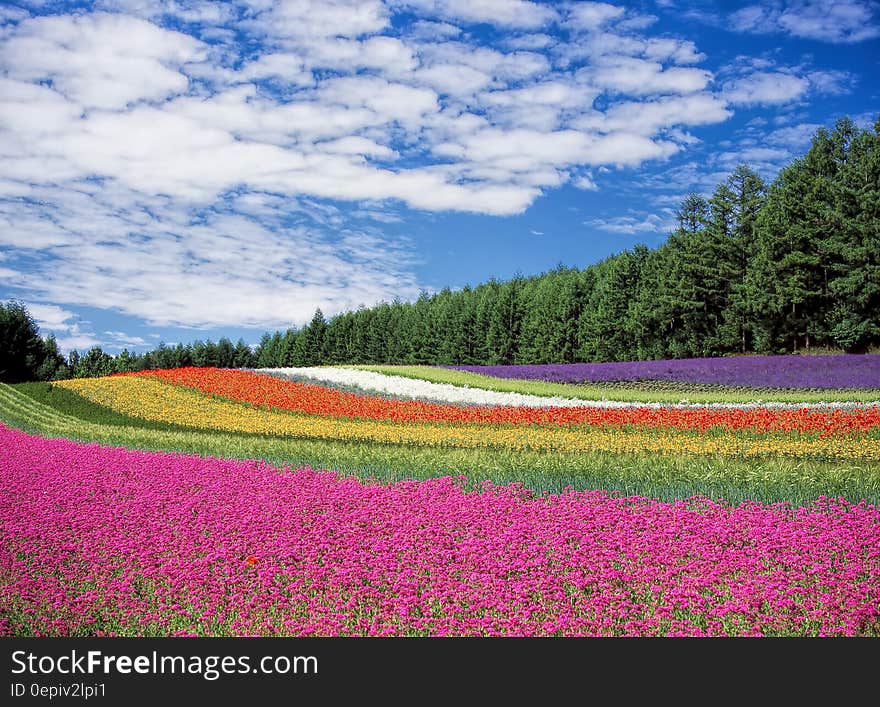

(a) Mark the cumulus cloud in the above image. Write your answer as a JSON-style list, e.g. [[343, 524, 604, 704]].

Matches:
[[24, 302, 104, 353], [390, 0, 558, 29], [765, 122, 823, 148], [729, 1, 880, 43], [721, 66, 854, 107], [722, 71, 811, 106], [0, 13, 204, 110], [0, 0, 734, 330], [563, 2, 624, 30], [584, 56, 711, 95], [576, 93, 731, 134], [587, 211, 676, 235]]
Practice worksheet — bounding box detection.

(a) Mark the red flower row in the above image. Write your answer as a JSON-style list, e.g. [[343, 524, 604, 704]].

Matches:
[[127, 367, 880, 435]]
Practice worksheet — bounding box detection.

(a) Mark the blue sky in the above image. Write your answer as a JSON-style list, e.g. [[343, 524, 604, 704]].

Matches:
[[1, 0, 878, 353]]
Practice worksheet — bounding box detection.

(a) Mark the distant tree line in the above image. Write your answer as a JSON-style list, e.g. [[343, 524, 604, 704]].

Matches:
[[1, 116, 877, 383], [66, 338, 258, 378], [0, 308, 258, 382]]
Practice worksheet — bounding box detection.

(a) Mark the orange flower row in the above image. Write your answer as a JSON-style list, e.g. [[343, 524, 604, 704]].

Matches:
[[128, 367, 880, 435]]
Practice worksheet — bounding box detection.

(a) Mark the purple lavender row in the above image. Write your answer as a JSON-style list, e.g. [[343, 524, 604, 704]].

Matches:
[[449, 354, 880, 389]]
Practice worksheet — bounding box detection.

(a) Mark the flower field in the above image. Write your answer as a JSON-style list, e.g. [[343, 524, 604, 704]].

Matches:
[[2, 359, 880, 636], [2, 425, 878, 637], [131, 366, 880, 435], [46, 373, 880, 460]]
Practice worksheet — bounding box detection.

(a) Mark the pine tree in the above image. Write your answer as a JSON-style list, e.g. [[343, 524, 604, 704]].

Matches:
[[303, 309, 327, 365], [487, 276, 523, 364], [35, 334, 68, 380], [826, 118, 880, 350], [0, 301, 45, 382]]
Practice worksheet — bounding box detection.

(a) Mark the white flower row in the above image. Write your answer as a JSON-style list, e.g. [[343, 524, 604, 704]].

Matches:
[[256, 367, 878, 410]]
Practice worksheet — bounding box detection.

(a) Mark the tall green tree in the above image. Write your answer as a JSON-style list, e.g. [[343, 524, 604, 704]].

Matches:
[[580, 252, 642, 361], [73, 346, 114, 378], [825, 118, 880, 350], [719, 165, 766, 352], [302, 309, 327, 366], [487, 276, 524, 364], [0, 301, 52, 382]]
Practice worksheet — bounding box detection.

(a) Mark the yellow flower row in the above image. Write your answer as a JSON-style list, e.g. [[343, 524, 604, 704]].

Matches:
[[56, 377, 880, 461]]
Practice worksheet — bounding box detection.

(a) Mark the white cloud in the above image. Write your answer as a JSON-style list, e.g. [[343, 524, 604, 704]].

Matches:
[[576, 93, 731, 135], [56, 333, 104, 353], [806, 69, 853, 95], [719, 147, 792, 164], [721, 65, 853, 107], [417, 41, 551, 82], [444, 127, 678, 172], [27, 303, 78, 332], [503, 33, 556, 50], [729, 1, 880, 43], [23, 302, 103, 353], [392, 0, 558, 29], [3, 183, 423, 329], [0, 13, 204, 110], [102, 331, 148, 347], [586, 57, 711, 95], [413, 63, 494, 96], [587, 211, 675, 235], [766, 122, 822, 147], [248, 0, 391, 40], [722, 71, 810, 106], [406, 20, 462, 40], [563, 2, 624, 30], [237, 53, 312, 85], [96, 1, 236, 25], [642, 37, 705, 64], [0, 2, 732, 328], [572, 173, 598, 190], [728, 5, 766, 32], [0, 5, 30, 24]]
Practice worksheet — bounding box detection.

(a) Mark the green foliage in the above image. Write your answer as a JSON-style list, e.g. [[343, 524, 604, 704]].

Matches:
[[0, 301, 70, 382], [747, 117, 880, 353]]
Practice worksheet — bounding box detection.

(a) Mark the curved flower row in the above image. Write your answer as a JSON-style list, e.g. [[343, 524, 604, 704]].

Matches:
[[2, 424, 878, 637], [261, 366, 878, 409], [259, 366, 602, 407], [56, 376, 880, 460], [134, 367, 880, 436]]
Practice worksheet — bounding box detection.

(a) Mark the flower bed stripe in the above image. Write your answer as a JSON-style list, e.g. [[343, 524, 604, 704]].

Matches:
[[272, 366, 880, 407], [55, 376, 880, 460], [448, 354, 880, 388], [136, 367, 880, 436]]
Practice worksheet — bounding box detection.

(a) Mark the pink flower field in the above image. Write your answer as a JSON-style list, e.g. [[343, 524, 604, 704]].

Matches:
[[1, 424, 878, 637]]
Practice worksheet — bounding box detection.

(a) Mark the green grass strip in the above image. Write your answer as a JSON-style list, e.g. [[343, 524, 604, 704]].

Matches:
[[355, 365, 880, 404], [3, 383, 879, 506]]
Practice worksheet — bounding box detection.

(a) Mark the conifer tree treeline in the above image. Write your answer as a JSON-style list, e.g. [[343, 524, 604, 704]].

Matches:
[[2, 117, 877, 381]]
